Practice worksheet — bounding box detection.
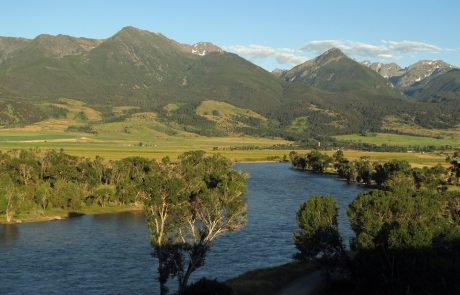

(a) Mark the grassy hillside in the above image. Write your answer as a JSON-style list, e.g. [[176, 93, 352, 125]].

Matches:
[[196, 100, 268, 133], [382, 115, 460, 138]]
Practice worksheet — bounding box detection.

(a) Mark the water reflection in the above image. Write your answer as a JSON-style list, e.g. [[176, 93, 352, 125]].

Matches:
[[0, 224, 19, 249]]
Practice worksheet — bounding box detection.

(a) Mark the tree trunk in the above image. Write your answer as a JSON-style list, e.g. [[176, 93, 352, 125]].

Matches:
[[178, 261, 194, 295], [6, 200, 14, 223]]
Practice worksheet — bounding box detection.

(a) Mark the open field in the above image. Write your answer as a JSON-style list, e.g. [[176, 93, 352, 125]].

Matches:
[[324, 150, 448, 168], [0, 137, 448, 167], [335, 133, 460, 148], [0, 129, 294, 161]]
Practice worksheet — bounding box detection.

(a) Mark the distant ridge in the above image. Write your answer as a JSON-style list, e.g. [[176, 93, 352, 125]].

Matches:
[[0, 27, 459, 136]]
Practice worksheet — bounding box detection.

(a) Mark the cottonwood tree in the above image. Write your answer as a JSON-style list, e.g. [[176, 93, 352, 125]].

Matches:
[[0, 175, 21, 223], [294, 195, 344, 279], [142, 159, 187, 295], [306, 151, 333, 173], [143, 151, 247, 295], [34, 181, 52, 210]]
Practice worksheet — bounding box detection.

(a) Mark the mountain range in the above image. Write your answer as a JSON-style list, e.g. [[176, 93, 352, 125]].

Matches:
[[0, 26, 459, 139]]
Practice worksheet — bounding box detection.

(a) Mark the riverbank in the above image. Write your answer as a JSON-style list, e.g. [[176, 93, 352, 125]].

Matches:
[[0, 204, 142, 225], [226, 261, 316, 295]]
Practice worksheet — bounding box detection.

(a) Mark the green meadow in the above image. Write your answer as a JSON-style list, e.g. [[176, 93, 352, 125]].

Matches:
[[335, 133, 460, 148]]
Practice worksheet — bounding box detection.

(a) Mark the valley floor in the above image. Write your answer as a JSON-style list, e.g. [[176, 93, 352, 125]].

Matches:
[[0, 138, 449, 167]]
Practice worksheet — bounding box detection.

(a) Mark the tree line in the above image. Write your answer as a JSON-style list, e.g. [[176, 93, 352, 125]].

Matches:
[[0, 149, 174, 222], [289, 150, 459, 189], [292, 151, 460, 294]]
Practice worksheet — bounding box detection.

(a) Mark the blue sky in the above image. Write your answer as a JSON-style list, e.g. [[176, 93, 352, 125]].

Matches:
[[2, 0, 459, 70]]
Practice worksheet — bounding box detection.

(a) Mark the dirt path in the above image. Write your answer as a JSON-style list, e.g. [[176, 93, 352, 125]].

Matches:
[[275, 271, 322, 295]]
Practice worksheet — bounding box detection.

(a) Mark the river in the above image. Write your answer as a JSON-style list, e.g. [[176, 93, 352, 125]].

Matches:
[[0, 163, 365, 294]]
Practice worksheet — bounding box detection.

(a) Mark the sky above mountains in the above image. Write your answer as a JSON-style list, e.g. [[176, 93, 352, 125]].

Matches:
[[2, 0, 459, 70]]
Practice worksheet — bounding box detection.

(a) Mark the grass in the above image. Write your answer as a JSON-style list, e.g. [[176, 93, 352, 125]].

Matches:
[[226, 261, 315, 295], [54, 98, 102, 121], [0, 134, 448, 166], [335, 133, 460, 148]]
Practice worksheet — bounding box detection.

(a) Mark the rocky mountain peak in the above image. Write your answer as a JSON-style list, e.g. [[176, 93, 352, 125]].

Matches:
[[190, 42, 223, 56], [361, 61, 403, 78], [271, 68, 287, 77], [363, 59, 457, 90], [315, 47, 346, 64]]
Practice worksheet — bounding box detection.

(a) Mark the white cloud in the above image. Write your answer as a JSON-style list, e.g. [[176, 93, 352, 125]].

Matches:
[[302, 39, 447, 59], [303, 40, 392, 58], [224, 40, 453, 70], [384, 40, 443, 53], [225, 44, 308, 66]]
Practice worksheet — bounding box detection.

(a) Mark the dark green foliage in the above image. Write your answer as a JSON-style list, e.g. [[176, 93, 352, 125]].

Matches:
[[294, 196, 344, 277], [446, 151, 460, 185], [289, 150, 333, 173], [0, 99, 66, 127], [372, 159, 411, 186], [306, 151, 333, 173], [66, 124, 97, 134], [355, 157, 373, 185], [347, 189, 460, 294]]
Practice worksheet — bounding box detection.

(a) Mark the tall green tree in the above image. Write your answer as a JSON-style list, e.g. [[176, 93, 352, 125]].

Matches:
[[355, 157, 373, 185], [0, 175, 21, 223], [143, 151, 247, 295], [293, 195, 344, 278], [306, 151, 333, 173]]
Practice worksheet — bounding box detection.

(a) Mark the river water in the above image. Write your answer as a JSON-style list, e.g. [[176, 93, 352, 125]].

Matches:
[[0, 163, 365, 294]]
